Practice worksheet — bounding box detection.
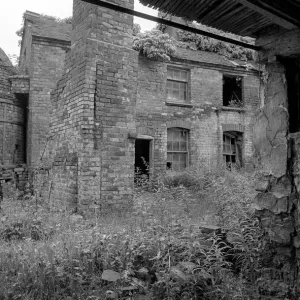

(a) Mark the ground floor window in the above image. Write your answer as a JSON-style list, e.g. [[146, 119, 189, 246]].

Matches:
[[223, 132, 243, 168], [167, 128, 189, 171]]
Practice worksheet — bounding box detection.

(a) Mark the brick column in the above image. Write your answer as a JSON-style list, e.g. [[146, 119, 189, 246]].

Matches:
[[50, 0, 137, 210]]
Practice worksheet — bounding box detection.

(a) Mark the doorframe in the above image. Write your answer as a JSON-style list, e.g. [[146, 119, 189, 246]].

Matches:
[[136, 135, 154, 177]]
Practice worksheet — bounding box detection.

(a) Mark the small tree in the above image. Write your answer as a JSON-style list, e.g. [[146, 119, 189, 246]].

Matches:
[[133, 29, 176, 62], [133, 23, 141, 36]]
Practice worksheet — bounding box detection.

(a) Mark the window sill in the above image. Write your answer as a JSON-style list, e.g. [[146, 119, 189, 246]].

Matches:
[[221, 106, 246, 112], [165, 101, 193, 108]]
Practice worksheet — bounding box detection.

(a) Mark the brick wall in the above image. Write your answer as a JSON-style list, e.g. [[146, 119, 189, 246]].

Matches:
[[136, 55, 260, 174], [28, 38, 69, 166], [10, 76, 30, 94], [0, 48, 26, 165], [47, 0, 137, 211]]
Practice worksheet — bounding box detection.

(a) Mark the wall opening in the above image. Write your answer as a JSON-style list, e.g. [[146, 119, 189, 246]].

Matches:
[[15, 93, 29, 164], [135, 139, 151, 178], [283, 58, 300, 133], [223, 75, 243, 107], [223, 131, 243, 168], [167, 128, 189, 171]]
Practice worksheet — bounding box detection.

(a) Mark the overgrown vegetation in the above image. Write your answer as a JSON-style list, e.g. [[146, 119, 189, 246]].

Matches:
[[1, 164, 298, 299], [175, 22, 256, 61], [156, 14, 256, 61], [133, 29, 176, 62]]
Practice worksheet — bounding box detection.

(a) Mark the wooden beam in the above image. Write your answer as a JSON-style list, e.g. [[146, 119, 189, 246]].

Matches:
[[233, 0, 300, 29], [81, 0, 260, 50]]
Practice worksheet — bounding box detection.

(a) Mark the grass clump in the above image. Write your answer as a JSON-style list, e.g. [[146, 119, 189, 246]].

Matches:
[[0, 164, 298, 299]]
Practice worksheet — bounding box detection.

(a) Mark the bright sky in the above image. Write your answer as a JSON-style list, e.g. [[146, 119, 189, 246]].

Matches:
[[0, 0, 157, 60]]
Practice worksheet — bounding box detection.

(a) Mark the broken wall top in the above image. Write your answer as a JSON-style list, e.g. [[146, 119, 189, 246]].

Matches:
[[23, 11, 71, 42]]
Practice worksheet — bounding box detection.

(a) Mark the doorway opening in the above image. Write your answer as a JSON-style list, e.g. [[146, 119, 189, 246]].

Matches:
[[135, 139, 151, 180], [283, 58, 300, 133]]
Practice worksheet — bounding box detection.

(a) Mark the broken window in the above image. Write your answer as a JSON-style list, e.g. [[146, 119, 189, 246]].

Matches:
[[167, 68, 188, 102], [223, 132, 243, 168], [223, 75, 243, 107], [167, 128, 189, 171]]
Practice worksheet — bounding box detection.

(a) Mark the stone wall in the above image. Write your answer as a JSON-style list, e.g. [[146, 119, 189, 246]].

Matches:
[[253, 27, 300, 274]]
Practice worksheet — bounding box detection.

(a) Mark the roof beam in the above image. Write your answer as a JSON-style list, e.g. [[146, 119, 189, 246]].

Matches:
[[81, 0, 259, 51], [233, 0, 300, 29]]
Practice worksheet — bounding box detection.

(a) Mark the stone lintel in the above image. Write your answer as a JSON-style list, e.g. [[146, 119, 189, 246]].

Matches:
[[32, 35, 71, 48]]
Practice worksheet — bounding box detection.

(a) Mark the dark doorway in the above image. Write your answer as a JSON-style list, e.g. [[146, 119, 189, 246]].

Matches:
[[284, 59, 300, 133], [135, 139, 150, 177]]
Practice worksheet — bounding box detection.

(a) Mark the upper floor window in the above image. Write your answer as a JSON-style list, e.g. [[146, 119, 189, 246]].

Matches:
[[167, 68, 188, 102], [167, 128, 189, 171], [223, 75, 243, 107]]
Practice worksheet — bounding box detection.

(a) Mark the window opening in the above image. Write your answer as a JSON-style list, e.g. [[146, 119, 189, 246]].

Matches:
[[167, 68, 188, 102], [135, 139, 150, 179], [223, 132, 243, 168], [167, 128, 189, 171], [223, 75, 243, 107]]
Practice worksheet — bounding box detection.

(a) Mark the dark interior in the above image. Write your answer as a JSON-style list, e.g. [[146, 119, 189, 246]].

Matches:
[[223, 75, 243, 106], [135, 139, 150, 177], [284, 58, 300, 133]]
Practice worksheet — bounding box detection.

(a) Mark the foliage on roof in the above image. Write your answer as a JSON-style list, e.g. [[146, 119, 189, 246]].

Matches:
[[133, 29, 176, 62], [175, 22, 256, 61], [157, 14, 256, 61]]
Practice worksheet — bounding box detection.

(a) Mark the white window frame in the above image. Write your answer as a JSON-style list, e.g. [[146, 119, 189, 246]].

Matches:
[[167, 128, 189, 171], [167, 67, 189, 103]]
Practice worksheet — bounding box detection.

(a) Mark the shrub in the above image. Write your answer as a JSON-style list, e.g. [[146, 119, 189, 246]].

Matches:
[[133, 29, 176, 62]]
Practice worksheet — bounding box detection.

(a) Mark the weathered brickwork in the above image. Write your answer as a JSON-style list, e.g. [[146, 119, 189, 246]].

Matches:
[[11, 2, 260, 210], [28, 38, 69, 166], [9, 75, 30, 94], [0, 48, 27, 192], [136, 54, 260, 175], [0, 48, 26, 166], [44, 0, 137, 211]]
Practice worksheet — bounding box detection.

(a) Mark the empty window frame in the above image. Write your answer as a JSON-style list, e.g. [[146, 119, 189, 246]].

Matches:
[[167, 68, 188, 102], [223, 75, 243, 107], [167, 128, 189, 171]]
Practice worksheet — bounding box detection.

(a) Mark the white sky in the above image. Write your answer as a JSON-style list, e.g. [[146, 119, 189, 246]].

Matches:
[[0, 0, 157, 59]]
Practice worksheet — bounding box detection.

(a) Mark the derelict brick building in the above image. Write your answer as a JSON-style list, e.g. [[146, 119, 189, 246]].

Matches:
[[2, 0, 260, 210]]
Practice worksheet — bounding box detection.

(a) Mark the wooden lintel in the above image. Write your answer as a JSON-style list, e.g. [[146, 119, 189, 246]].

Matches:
[[234, 0, 300, 29]]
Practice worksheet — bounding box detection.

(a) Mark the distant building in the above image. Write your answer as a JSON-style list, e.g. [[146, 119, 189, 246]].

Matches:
[[2, 3, 260, 210]]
